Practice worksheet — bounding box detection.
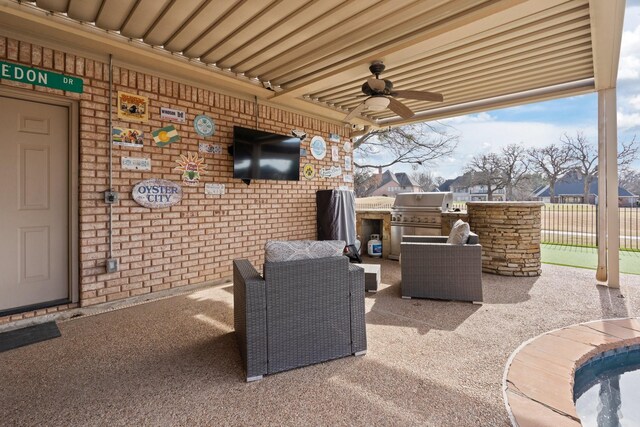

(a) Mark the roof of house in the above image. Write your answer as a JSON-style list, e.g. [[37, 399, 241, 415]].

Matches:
[[534, 173, 636, 197], [395, 172, 420, 188], [438, 178, 455, 192]]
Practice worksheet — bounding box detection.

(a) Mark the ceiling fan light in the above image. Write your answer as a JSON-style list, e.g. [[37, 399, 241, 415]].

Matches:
[[364, 96, 390, 111]]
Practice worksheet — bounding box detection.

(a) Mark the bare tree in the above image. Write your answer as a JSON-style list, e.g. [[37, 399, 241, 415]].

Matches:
[[465, 153, 505, 201], [620, 168, 640, 198], [500, 144, 529, 201], [561, 131, 597, 203], [618, 136, 639, 174], [353, 168, 378, 197], [562, 132, 639, 203], [410, 169, 445, 192], [353, 122, 458, 169], [527, 144, 574, 202]]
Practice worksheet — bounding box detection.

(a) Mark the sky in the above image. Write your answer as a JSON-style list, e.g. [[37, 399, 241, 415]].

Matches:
[[363, 2, 640, 180]]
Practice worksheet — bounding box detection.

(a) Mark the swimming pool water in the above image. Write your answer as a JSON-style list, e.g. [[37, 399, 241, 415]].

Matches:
[[574, 345, 640, 427]]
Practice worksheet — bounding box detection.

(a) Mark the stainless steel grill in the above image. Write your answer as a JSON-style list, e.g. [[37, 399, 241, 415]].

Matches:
[[389, 192, 453, 260]]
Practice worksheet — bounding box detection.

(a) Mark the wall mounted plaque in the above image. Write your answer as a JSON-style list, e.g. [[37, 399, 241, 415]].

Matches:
[[160, 107, 186, 123], [121, 156, 151, 171], [303, 164, 315, 180], [310, 136, 326, 160], [132, 179, 182, 208], [328, 133, 340, 143], [117, 91, 148, 122], [318, 165, 342, 178], [194, 115, 215, 137], [205, 183, 225, 195]]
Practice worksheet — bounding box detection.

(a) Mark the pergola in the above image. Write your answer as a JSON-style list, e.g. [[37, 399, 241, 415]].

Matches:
[[0, 0, 626, 285]]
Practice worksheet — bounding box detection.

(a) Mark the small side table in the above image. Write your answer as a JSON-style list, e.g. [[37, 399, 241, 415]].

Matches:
[[354, 263, 381, 293]]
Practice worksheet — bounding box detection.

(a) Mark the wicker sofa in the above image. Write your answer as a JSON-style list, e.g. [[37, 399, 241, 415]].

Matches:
[[400, 233, 483, 302], [233, 242, 367, 382]]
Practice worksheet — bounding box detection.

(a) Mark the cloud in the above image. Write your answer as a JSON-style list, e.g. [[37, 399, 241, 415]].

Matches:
[[618, 110, 640, 130]]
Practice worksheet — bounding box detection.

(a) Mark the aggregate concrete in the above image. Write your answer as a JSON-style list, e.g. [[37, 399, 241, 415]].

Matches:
[[1, 259, 639, 426]]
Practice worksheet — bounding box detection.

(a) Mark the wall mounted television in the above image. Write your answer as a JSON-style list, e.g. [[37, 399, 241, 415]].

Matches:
[[232, 126, 301, 183]]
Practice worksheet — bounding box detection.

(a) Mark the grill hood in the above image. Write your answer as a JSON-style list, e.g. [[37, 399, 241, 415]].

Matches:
[[392, 192, 453, 210]]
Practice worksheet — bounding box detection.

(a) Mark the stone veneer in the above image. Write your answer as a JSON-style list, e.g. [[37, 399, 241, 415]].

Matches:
[[467, 201, 543, 276]]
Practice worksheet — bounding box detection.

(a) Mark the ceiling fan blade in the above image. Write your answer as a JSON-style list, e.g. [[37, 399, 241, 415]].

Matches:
[[344, 102, 366, 122], [392, 90, 444, 102], [387, 97, 414, 119], [367, 78, 386, 92]]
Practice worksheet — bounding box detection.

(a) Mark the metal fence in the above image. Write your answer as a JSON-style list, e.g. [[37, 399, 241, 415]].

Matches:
[[539, 204, 640, 250]]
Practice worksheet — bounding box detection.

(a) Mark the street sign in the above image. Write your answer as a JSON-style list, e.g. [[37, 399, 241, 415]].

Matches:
[[0, 61, 83, 93]]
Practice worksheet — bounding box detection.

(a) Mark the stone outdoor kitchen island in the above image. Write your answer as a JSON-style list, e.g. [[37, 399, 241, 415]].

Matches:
[[466, 202, 544, 277]]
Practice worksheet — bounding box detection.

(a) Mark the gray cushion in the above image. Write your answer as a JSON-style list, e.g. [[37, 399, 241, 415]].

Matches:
[[265, 240, 345, 263], [447, 219, 470, 245]]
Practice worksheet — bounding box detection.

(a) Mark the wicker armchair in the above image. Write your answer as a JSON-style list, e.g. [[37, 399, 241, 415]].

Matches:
[[233, 255, 366, 381], [400, 233, 483, 302]]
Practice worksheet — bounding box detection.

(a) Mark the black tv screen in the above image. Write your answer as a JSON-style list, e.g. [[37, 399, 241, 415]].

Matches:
[[232, 126, 301, 181]]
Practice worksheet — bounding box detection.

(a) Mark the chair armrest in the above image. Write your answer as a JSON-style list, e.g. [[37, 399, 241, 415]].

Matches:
[[348, 264, 367, 354], [233, 259, 267, 380], [402, 235, 448, 244]]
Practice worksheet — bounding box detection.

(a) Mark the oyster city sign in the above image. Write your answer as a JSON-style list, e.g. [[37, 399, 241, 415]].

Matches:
[[132, 179, 182, 208]]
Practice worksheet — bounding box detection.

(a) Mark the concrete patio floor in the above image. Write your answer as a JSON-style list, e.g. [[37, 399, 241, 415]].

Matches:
[[2, 259, 640, 426]]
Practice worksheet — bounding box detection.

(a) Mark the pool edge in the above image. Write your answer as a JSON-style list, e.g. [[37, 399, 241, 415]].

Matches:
[[502, 317, 640, 427]]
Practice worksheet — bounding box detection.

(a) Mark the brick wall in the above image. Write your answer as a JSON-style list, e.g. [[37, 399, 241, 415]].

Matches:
[[1, 36, 352, 319]]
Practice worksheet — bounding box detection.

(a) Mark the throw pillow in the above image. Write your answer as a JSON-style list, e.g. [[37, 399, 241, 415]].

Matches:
[[265, 240, 345, 262], [447, 219, 470, 245]]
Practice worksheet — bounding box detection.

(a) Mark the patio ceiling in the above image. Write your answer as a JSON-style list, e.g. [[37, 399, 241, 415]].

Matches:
[[0, 0, 625, 128]]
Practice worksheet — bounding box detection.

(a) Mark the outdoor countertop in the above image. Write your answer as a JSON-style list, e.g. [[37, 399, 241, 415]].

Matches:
[[466, 201, 544, 207]]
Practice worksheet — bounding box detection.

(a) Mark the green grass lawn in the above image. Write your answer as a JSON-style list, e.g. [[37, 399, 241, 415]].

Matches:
[[541, 244, 640, 275]]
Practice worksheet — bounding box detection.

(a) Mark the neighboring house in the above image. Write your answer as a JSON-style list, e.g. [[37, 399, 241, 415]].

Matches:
[[438, 173, 505, 201], [533, 172, 638, 206], [367, 169, 422, 197]]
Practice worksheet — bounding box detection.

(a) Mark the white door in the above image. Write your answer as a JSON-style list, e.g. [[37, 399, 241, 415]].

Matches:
[[0, 96, 69, 312]]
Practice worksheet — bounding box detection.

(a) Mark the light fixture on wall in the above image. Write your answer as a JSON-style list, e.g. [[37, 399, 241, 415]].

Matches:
[[364, 96, 390, 111]]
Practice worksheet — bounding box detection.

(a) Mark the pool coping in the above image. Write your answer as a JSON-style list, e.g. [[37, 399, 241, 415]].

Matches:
[[502, 317, 640, 426]]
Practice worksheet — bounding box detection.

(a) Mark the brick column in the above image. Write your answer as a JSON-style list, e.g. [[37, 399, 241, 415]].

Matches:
[[466, 202, 544, 276]]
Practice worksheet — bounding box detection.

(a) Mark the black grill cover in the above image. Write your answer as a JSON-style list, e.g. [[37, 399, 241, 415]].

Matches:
[[316, 189, 356, 246]]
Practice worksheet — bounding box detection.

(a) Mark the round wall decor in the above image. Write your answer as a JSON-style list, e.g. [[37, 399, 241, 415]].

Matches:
[[310, 136, 326, 160], [303, 163, 316, 180], [194, 115, 215, 137]]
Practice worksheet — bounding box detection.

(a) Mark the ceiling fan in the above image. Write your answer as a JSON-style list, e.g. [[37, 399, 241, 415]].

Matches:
[[344, 61, 444, 121]]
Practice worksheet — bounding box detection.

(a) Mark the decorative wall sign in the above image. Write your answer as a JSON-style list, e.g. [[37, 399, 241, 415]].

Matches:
[[300, 148, 308, 157], [343, 141, 352, 152], [344, 156, 351, 171], [153, 125, 181, 147], [303, 164, 316, 180], [160, 107, 186, 123], [198, 143, 222, 154], [310, 136, 326, 160], [132, 179, 182, 208], [194, 115, 215, 137], [328, 133, 340, 143], [343, 174, 353, 183], [205, 183, 225, 195], [175, 152, 206, 186], [112, 127, 144, 148], [121, 156, 151, 171], [117, 91, 148, 122], [318, 165, 342, 178], [331, 145, 339, 162], [0, 60, 83, 93], [292, 129, 307, 141]]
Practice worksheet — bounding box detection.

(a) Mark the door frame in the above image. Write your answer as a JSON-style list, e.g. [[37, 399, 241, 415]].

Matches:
[[0, 86, 79, 308]]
